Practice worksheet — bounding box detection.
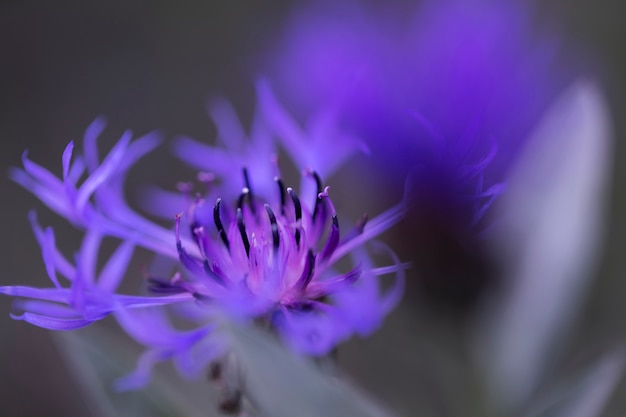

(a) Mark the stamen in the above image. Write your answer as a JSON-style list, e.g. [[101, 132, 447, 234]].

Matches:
[[295, 250, 316, 290], [275, 177, 287, 215], [241, 167, 256, 215], [213, 198, 230, 251], [145, 271, 190, 294], [287, 187, 302, 247], [242, 167, 253, 196], [193, 292, 211, 302], [319, 189, 340, 261], [237, 188, 249, 212], [237, 208, 251, 257], [310, 171, 324, 221], [174, 213, 183, 252], [175, 213, 204, 276], [264, 204, 280, 251]]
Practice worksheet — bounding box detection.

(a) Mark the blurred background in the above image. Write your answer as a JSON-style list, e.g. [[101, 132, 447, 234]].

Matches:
[[0, 0, 625, 416]]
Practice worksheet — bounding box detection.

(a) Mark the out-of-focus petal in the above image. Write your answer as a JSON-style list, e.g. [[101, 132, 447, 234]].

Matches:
[[10, 312, 98, 331], [476, 81, 613, 410], [97, 240, 135, 293]]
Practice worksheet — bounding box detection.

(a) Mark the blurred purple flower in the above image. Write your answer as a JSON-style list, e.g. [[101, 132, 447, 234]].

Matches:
[[265, 0, 566, 232], [264, 0, 570, 311], [2, 94, 406, 389]]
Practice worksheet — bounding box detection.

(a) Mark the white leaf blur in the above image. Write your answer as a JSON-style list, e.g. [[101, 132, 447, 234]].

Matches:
[[222, 319, 400, 417], [523, 349, 624, 417], [475, 80, 613, 410], [54, 328, 221, 417]]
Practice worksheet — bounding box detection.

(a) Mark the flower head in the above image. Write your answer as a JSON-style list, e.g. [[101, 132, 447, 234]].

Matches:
[[169, 166, 405, 356], [2, 90, 406, 389]]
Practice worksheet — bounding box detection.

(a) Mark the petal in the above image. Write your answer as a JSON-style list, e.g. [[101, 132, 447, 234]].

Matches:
[[114, 349, 171, 391], [329, 204, 404, 264], [208, 97, 245, 149], [28, 211, 75, 281], [0, 286, 70, 303], [83, 116, 107, 172], [10, 312, 96, 330], [97, 240, 135, 293], [75, 130, 132, 215], [12, 299, 80, 319], [61, 141, 74, 181]]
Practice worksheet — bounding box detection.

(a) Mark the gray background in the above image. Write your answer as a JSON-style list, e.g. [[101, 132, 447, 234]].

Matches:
[[0, 1, 625, 416]]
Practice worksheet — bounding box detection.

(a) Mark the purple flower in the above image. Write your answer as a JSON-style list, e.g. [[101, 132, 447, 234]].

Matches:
[[2, 96, 406, 389], [147, 81, 368, 219], [264, 0, 567, 233], [263, 0, 571, 312], [2, 212, 193, 331]]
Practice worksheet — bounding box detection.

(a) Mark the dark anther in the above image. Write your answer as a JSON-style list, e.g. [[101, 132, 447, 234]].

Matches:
[[275, 177, 286, 215], [242, 167, 253, 196], [193, 292, 211, 302], [264, 204, 280, 251], [237, 208, 251, 257], [320, 213, 340, 261], [287, 187, 302, 246], [236, 187, 257, 217], [311, 171, 324, 221], [241, 167, 256, 215], [236, 189, 247, 211], [147, 277, 186, 294], [213, 198, 230, 250], [296, 250, 316, 290]]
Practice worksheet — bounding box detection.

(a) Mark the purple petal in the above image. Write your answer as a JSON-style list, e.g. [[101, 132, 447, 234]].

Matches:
[[97, 240, 135, 293], [114, 307, 208, 348], [115, 349, 171, 391], [67, 156, 85, 185], [173, 136, 237, 173], [75, 130, 132, 215], [28, 212, 75, 281], [208, 98, 246, 149], [20, 151, 63, 194], [61, 141, 74, 181], [83, 116, 107, 172], [0, 286, 70, 303], [116, 293, 195, 309], [12, 299, 80, 319], [115, 131, 162, 174], [10, 312, 96, 331], [40, 227, 63, 289], [329, 204, 404, 263], [256, 79, 306, 170], [77, 227, 103, 287]]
